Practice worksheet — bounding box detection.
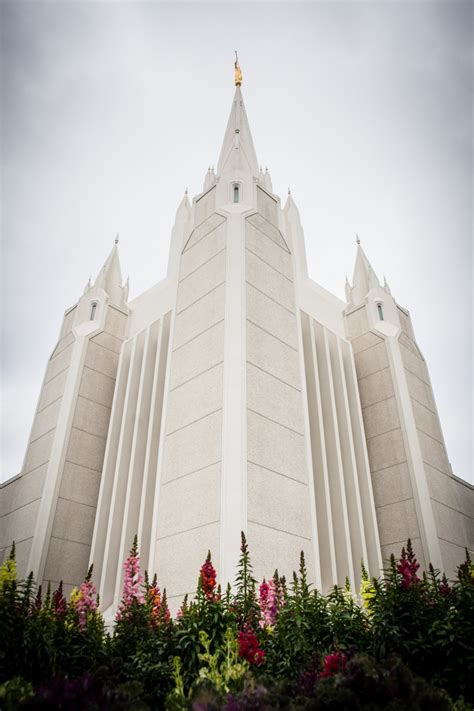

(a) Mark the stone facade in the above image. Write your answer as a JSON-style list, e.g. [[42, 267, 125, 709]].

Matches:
[[1, 85, 472, 617]]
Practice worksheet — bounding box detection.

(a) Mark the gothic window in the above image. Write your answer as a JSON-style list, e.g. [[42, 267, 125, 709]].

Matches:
[[233, 184, 240, 203], [90, 302, 97, 320], [377, 303, 384, 321]]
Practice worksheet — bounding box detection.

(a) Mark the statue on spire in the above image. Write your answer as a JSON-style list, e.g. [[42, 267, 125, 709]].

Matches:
[[234, 51, 242, 86]]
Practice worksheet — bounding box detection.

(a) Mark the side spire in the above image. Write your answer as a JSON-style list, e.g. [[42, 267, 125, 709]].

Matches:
[[94, 240, 127, 306], [350, 238, 381, 306]]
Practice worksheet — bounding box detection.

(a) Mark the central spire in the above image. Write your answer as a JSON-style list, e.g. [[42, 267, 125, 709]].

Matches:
[[216, 59, 259, 180]]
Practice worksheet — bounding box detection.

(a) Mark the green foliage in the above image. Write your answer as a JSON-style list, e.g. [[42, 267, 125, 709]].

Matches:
[[196, 628, 248, 695], [263, 552, 331, 678], [1, 536, 473, 709], [0, 677, 34, 710], [368, 544, 474, 701], [233, 531, 259, 628], [173, 569, 234, 691]]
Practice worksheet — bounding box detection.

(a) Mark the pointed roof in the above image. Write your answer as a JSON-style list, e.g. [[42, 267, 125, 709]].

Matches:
[[94, 243, 125, 305], [350, 241, 381, 305], [352, 244, 372, 287], [216, 86, 259, 178]]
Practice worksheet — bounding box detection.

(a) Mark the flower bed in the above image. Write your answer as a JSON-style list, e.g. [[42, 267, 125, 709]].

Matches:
[[0, 534, 473, 709]]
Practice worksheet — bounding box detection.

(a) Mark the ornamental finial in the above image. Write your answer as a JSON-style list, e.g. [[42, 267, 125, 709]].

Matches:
[[356, 233, 360, 245], [234, 51, 242, 86], [115, 233, 119, 245]]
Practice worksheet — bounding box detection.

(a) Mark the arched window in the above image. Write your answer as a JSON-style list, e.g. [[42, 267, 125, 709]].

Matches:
[[90, 302, 97, 321], [233, 184, 240, 203], [377, 303, 384, 321]]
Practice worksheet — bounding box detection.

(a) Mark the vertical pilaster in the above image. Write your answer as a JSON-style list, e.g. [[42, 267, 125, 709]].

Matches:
[[89, 341, 131, 583], [220, 212, 247, 585]]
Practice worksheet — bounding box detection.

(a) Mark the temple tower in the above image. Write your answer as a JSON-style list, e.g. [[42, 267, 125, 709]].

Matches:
[[0, 245, 129, 593], [344, 243, 473, 577]]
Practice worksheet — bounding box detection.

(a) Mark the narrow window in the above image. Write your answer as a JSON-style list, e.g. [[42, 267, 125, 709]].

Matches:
[[233, 184, 240, 203], [377, 303, 384, 321], [90, 302, 97, 320]]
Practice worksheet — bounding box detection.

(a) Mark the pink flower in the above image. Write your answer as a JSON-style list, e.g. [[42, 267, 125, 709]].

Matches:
[[116, 538, 144, 621], [258, 578, 277, 628], [258, 577, 284, 629], [74, 579, 98, 629]]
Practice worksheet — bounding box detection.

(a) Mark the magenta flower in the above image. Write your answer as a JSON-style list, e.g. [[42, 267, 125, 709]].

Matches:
[[397, 540, 420, 589], [53, 581, 67, 618]]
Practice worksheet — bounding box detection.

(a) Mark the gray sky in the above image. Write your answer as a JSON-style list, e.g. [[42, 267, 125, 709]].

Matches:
[[1, 1, 472, 484]]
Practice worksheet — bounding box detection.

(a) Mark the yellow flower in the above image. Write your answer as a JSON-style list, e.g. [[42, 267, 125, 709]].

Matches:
[[0, 558, 16, 589], [360, 578, 376, 616], [69, 587, 81, 604]]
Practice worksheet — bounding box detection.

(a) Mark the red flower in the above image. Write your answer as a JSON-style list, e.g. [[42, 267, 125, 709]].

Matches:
[[147, 580, 170, 625], [201, 552, 217, 601], [320, 651, 347, 678], [238, 626, 265, 666]]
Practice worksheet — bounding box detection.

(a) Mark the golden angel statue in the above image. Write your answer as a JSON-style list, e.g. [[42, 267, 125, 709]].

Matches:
[[234, 51, 242, 86]]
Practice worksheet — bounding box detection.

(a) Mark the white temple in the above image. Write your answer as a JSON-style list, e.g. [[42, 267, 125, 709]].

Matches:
[[1, 63, 472, 619]]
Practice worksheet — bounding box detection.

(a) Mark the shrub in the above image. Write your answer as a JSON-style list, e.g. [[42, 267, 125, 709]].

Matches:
[[0, 536, 472, 709]]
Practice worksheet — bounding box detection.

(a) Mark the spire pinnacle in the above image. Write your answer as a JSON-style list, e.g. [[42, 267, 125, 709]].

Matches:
[[93, 242, 125, 306], [115, 233, 119, 245], [351, 240, 381, 305], [216, 83, 259, 178], [234, 51, 242, 86], [356, 233, 360, 245]]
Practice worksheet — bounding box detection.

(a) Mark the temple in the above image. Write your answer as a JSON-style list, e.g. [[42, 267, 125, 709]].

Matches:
[[1, 72, 472, 620]]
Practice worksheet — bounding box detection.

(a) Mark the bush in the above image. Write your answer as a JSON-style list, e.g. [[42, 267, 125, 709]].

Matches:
[[0, 537, 472, 709]]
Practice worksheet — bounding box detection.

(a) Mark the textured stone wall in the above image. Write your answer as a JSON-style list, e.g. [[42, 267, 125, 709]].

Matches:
[[154, 214, 227, 605], [194, 185, 216, 226], [0, 304, 127, 594], [398, 330, 474, 575], [244, 210, 316, 585], [345, 303, 474, 576], [42, 306, 127, 595], [346, 306, 425, 567]]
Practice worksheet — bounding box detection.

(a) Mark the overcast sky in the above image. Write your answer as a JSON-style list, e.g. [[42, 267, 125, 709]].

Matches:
[[1, 0, 472, 484]]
